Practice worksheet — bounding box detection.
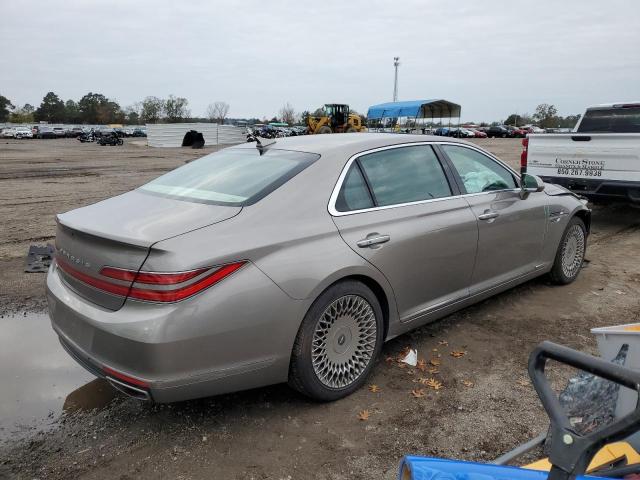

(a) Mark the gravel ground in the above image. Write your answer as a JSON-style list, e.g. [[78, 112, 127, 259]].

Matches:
[[0, 137, 639, 479]]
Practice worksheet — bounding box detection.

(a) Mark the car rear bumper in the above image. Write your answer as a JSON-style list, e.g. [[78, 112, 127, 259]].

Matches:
[[46, 260, 306, 402], [539, 176, 640, 203]]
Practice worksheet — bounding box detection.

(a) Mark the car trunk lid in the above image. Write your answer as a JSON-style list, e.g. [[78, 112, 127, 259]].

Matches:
[[55, 190, 241, 310]]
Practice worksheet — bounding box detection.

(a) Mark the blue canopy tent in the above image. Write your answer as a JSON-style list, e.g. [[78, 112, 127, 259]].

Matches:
[[366, 99, 461, 132]]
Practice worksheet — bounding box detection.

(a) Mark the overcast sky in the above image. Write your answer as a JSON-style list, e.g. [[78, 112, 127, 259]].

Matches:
[[1, 0, 638, 122]]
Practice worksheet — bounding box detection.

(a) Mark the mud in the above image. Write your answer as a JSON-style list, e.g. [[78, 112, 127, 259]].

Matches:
[[0, 138, 639, 479]]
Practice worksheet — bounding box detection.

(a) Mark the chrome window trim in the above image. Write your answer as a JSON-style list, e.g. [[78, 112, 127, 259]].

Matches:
[[327, 141, 521, 217]]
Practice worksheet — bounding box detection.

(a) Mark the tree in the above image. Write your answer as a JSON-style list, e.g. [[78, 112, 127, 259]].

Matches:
[[504, 113, 532, 126], [279, 102, 296, 126], [164, 95, 190, 122], [64, 100, 81, 123], [78, 92, 108, 124], [206, 101, 230, 124], [0, 94, 13, 122], [9, 104, 35, 123], [35, 92, 65, 123], [140, 96, 164, 124], [124, 103, 142, 125], [533, 103, 558, 129]]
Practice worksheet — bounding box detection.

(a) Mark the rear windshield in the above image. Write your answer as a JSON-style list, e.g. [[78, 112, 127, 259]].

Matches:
[[577, 106, 640, 133], [139, 148, 319, 206]]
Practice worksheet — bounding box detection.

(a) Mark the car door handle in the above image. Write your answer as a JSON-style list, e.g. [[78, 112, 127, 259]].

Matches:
[[357, 235, 390, 248], [478, 211, 500, 221]]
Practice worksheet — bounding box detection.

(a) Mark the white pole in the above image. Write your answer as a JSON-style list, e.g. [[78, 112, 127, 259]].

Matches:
[[393, 57, 400, 102]]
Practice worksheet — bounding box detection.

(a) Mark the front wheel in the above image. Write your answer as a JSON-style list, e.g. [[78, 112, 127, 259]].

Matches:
[[549, 216, 587, 284], [289, 281, 384, 401]]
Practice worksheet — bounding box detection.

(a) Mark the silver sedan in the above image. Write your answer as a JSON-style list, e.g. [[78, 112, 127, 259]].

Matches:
[[47, 134, 590, 402]]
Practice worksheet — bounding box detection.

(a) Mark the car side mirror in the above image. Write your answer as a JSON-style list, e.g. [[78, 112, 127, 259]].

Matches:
[[520, 173, 545, 199]]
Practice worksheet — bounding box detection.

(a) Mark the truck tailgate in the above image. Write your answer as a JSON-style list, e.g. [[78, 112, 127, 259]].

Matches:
[[527, 133, 640, 182]]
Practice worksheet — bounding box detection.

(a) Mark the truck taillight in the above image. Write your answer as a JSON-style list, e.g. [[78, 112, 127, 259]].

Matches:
[[520, 137, 529, 175]]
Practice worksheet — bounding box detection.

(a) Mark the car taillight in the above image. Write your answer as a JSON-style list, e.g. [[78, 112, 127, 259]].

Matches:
[[57, 256, 245, 303], [520, 137, 529, 175]]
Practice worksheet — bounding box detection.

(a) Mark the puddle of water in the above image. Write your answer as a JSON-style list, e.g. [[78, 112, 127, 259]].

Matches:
[[0, 312, 119, 444]]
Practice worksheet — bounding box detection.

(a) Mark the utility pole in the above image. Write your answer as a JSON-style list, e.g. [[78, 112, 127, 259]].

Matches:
[[393, 57, 400, 102]]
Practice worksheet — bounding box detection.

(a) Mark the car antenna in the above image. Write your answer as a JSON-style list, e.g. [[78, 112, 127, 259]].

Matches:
[[255, 136, 276, 156]]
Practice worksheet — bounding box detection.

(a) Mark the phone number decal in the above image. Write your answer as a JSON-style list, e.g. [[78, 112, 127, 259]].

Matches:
[[555, 157, 604, 177]]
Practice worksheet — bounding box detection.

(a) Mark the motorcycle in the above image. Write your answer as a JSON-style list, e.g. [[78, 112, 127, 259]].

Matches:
[[97, 133, 124, 146], [77, 131, 95, 143]]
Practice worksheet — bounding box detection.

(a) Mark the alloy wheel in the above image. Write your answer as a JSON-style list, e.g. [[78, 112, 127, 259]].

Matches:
[[311, 295, 378, 389]]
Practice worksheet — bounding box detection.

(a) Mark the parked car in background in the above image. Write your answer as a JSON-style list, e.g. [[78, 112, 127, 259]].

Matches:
[[447, 128, 475, 138], [469, 128, 487, 138], [53, 127, 66, 138], [132, 128, 147, 137], [522, 125, 545, 134], [123, 128, 134, 137], [48, 133, 590, 404], [15, 127, 33, 139], [1, 127, 16, 138], [486, 125, 511, 138], [508, 126, 527, 138], [93, 127, 115, 138], [66, 127, 84, 138], [525, 102, 640, 204], [35, 126, 57, 139], [434, 127, 450, 136]]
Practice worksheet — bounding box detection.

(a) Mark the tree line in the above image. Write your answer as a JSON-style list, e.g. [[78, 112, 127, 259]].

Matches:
[[0, 92, 581, 129], [0, 92, 231, 125]]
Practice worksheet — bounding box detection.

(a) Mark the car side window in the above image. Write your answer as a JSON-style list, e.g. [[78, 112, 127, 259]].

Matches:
[[441, 145, 517, 194], [335, 164, 375, 212], [357, 145, 452, 207]]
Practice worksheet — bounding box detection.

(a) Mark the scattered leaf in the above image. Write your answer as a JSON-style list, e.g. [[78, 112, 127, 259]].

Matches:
[[368, 384, 380, 393], [396, 361, 407, 369], [416, 359, 428, 371], [385, 356, 395, 364], [439, 340, 449, 346], [411, 388, 426, 398], [450, 350, 466, 358], [517, 378, 529, 387], [428, 367, 440, 375], [462, 380, 474, 388], [429, 359, 441, 366], [432, 348, 438, 352], [426, 378, 443, 390], [357, 410, 370, 421]]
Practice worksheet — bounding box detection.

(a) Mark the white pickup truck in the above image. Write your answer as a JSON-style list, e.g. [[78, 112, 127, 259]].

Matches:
[[524, 102, 640, 203]]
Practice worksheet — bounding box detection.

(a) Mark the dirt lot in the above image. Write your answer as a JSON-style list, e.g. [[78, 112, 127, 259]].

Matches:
[[1, 137, 639, 479]]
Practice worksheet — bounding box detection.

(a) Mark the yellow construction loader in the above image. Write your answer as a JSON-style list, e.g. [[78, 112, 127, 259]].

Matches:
[[306, 104, 366, 134]]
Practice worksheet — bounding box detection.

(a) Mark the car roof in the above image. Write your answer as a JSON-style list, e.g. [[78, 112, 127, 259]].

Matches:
[[231, 132, 471, 157]]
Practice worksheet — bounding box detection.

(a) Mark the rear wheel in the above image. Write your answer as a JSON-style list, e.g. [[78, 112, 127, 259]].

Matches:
[[289, 281, 384, 401], [549, 216, 586, 284], [317, 126, 332, 134], [346, 127, 357, 133]]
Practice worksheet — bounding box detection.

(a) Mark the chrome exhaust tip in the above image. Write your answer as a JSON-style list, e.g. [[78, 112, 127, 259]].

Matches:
[[105, 376, 151, 401]]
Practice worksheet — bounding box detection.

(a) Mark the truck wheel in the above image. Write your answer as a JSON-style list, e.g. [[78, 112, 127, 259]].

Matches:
[[346, 127, 357, 133], [288, 280, 384, 401], [317, 126, 332, 134], [549, 216, 586, 285]]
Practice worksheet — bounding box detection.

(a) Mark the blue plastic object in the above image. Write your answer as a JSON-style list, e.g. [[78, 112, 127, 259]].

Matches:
[[366, 99, 461, 120], [398, 457, 609, 480]]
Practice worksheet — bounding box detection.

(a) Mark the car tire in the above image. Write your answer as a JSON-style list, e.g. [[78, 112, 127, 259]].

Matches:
[[549, 216, 587, 285], [288, 280, 384, 401]]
